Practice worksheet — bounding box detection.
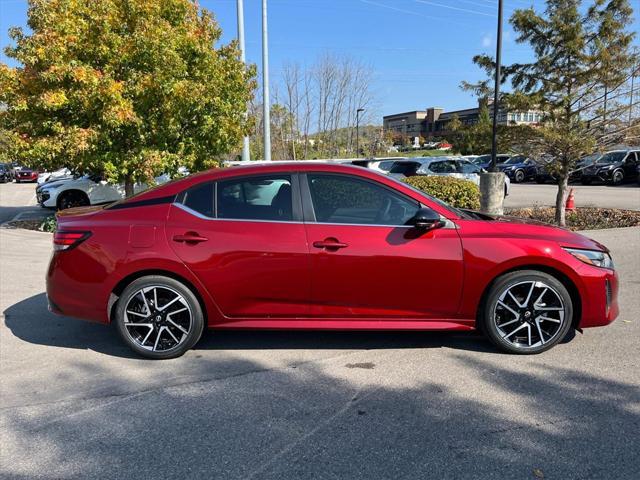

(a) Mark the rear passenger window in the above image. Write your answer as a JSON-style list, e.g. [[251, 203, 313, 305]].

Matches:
[[217, 175, 293, 221], [178, 182, 214, 218]]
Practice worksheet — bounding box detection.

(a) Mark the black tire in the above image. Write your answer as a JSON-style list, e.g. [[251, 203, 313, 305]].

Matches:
[[115, 275, 205, 359], [610, 169, 624, 186], [57, 190, 90, 210], [480, 270, 573, 354], [514, 169, 525, 183]]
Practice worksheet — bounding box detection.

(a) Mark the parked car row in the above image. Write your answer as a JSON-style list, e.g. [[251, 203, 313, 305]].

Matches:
[[351, 157, 511, 197], [475, 149, 640, 186]]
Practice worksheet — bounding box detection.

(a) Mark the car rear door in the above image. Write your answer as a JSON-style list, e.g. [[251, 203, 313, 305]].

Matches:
[[301, 172, 464, 319], [166, 173, 311, 319]]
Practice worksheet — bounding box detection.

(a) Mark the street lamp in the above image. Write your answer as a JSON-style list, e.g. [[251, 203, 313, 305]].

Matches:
[[356, 108, 365, 157]]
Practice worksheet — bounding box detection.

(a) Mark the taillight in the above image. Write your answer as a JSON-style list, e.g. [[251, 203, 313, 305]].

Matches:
[[53, 231, 91, 251]]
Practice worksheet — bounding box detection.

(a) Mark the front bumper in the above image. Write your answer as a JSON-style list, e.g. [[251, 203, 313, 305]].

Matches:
[[576, 264, 619, 328], [582, 168, 614, 182]]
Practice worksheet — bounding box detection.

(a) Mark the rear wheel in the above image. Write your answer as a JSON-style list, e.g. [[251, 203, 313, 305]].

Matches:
[[115, 275, 205, 359], [481, 270, 573, 354], [57, 190, 89, 210]]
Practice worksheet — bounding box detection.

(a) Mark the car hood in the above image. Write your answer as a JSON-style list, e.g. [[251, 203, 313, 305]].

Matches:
[[462, 210, 609, 251]]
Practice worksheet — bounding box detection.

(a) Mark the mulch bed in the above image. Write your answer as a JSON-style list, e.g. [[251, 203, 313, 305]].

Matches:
[[505, 207, 640, 231]]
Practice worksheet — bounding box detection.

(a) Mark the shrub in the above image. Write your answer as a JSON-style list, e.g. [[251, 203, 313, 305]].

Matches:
[[39, 215, 57, 232], [404, 176, 480, 210]]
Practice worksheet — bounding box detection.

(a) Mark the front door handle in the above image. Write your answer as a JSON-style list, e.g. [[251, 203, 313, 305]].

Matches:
[[313, 238, 348, 250], [173, 232, 208, 244]]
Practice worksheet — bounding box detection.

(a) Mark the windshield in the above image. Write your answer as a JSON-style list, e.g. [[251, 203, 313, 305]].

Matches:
[[597, 151, 627, 163]]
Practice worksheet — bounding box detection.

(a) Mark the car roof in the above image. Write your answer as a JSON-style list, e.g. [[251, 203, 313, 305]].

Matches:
[[123, 161, 458, 218]]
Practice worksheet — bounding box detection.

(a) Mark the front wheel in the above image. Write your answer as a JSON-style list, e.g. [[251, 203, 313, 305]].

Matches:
[[514, 169, 525, 183], [115, 276, 205, 359], [610, 169, 624, 186], [57, 190, 89, 210], [480, 270, 573, 354]]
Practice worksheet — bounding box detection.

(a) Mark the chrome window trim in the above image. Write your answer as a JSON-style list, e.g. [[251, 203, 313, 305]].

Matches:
[[173, 202, 456, 229], [173, 202, 302, 224]]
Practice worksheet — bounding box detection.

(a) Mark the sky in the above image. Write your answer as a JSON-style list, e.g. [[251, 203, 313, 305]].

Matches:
[[1, 0, 639, 122]]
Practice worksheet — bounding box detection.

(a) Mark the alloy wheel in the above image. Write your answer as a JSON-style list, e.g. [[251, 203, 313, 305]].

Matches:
[[612, 170, 624, 185], [122, 285, 192, 352], [493, 280, 565, 349], [515, 170, 525, 183]]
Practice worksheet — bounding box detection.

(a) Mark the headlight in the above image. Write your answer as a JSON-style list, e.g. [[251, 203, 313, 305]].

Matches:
[[564, 248, 614, 269]]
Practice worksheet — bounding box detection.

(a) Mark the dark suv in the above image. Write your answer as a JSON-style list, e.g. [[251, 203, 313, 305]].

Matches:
[[0, 163, 12, 183], [581, 150, 639, 185]]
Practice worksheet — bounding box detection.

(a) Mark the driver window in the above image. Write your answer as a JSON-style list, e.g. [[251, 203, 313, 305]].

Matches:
[[307, 174, 419, 226]]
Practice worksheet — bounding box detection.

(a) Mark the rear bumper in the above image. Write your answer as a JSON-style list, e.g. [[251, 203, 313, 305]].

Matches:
[[46, 249, 110, 324]]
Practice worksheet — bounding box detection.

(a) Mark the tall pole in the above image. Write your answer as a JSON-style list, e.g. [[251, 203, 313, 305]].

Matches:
[[490, 0, 503, 172], [629, 66, 636, 126], [237, 0, 250, 161], [479, 0, 505, 216], [356, 108, 364, 157], [261, 0, 271, 161]]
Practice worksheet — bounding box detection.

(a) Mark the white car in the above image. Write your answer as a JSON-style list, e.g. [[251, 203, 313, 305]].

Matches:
[[37, 167, 73, 185], [36, 174, 176, 210], [383, 158, 511, 197]]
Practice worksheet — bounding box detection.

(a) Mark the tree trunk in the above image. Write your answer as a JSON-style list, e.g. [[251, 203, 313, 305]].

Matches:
[[124, 176, 135, 198], [555, 175, 568, 226]]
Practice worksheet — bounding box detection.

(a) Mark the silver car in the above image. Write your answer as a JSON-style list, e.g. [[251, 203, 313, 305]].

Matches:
[[385, 157, 510, 196]]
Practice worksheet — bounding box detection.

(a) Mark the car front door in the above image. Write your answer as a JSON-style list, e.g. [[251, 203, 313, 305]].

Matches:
[[624, 152, 638, 179], [301, 173, 464, 319], [166, 173, 310, 319]]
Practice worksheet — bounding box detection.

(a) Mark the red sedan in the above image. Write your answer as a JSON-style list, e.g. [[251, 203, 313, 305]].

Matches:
[[15, 168, 39, 183], [46, 163, 618, 359]]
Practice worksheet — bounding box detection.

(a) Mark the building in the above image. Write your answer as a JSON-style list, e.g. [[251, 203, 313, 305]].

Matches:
[[383, 101, 542, 140]]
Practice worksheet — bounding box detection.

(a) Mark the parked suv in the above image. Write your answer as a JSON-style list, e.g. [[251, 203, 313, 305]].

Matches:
[[497, 155, 538, 183], [0, 163, 11, 183], [581, 150, 639, 185]]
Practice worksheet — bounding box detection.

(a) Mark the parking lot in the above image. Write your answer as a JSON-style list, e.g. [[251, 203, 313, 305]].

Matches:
[[1, 180, 640, 479]]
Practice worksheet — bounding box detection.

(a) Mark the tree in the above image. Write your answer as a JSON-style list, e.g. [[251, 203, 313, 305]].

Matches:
[[505, 0, 638, 225], [0, 0, 256, 195]]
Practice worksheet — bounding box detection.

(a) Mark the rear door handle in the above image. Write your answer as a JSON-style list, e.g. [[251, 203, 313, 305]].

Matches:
[[313, 239, 348, 250], [173, 233, 208, 244]]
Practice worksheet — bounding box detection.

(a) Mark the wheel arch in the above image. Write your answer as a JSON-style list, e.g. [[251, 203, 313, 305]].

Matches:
[[475, 264, 583, 331], [56, 188, 90, 208], [109, 269, 210, 325]]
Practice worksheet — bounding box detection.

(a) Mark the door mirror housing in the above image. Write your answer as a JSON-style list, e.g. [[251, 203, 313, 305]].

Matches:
[[410, 208, 445, 230]]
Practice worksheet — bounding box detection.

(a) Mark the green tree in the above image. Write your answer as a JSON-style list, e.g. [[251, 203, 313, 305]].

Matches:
[[505, 0, 637, 225], [0, 0, 256, 195]]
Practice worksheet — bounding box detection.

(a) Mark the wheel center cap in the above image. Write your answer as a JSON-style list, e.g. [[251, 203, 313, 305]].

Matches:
[[155, 315, 162, 322], [524, 311, 532, 319]]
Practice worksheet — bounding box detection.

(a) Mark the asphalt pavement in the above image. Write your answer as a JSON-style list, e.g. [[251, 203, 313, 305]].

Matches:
[[504, 182, 640, 210], [1, 181, 639, 479]]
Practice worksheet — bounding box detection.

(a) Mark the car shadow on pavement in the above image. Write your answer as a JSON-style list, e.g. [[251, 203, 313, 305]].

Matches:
[[4, 293, 496, 358], [2, 346, 639, 478]]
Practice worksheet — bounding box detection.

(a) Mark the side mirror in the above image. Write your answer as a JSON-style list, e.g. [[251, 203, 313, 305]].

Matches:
[[411, 208, 445, 230]]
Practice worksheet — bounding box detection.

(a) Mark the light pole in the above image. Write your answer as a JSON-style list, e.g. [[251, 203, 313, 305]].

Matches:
[[237, 0, 250, 161], [480, 0, 505, 215], [356, 108, 365, 157], [261, 0, 271, 161]]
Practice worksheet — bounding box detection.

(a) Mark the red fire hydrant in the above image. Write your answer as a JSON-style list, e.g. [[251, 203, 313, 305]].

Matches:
[[565, 188, 576, 211]]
